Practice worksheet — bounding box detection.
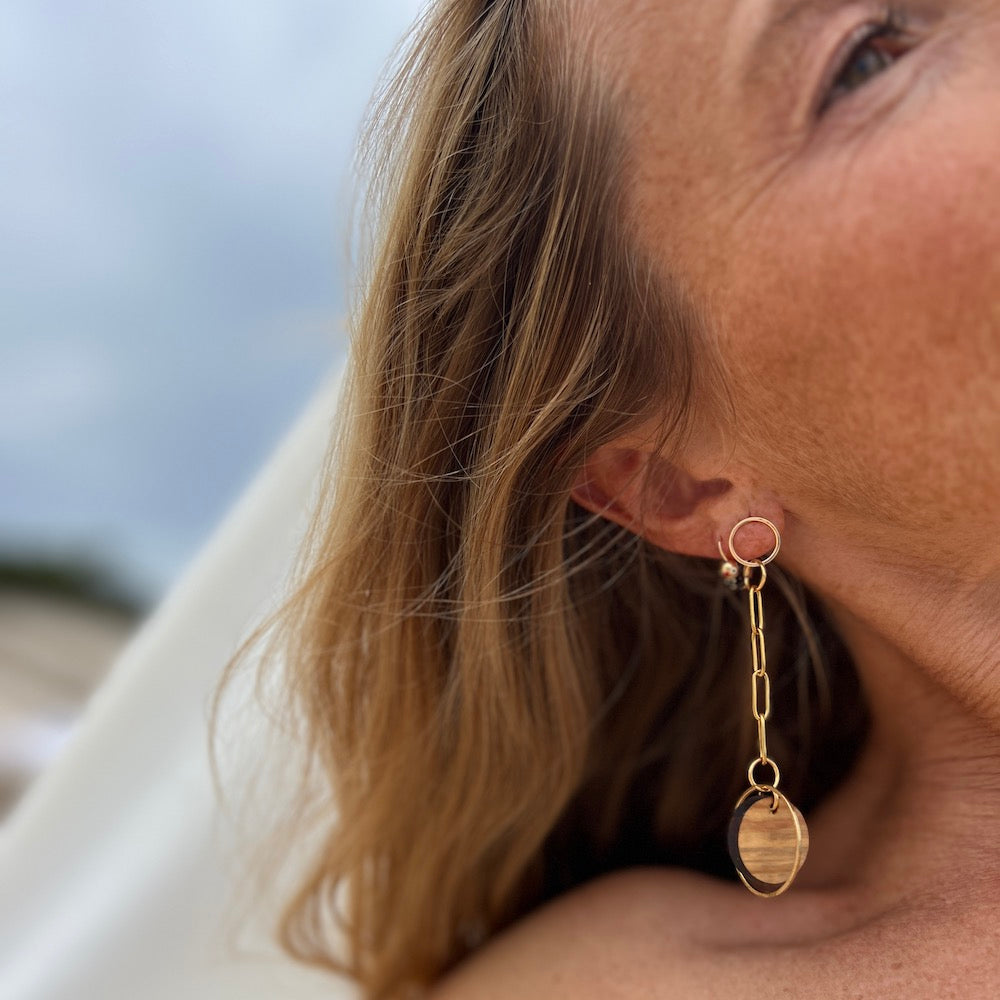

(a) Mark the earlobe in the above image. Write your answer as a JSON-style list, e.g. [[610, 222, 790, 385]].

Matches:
[[569, 445, 660, 536], [570, 475, 640, 534], [570, 478, 616, 517], [570, 443, 785, 564], [570, 445, 733, 557]]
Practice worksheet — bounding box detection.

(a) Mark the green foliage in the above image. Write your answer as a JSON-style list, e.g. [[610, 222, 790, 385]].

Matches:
[[0, 552, 148, 618]]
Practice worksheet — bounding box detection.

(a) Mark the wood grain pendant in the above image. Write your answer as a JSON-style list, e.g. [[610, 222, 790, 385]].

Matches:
[[727, 787, 809, 897]]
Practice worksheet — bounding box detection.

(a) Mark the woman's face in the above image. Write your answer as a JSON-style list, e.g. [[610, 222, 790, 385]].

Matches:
[[594, 0, 1000, 572]]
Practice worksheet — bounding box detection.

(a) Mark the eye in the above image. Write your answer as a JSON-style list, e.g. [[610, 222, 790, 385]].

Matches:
[[819, 8, 912, 114]]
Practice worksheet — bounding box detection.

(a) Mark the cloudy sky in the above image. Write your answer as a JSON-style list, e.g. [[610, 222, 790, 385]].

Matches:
[[1, 0, 424, 603]]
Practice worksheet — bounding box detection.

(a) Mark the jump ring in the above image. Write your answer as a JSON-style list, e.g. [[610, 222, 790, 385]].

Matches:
[[748, 756, 780, 790]]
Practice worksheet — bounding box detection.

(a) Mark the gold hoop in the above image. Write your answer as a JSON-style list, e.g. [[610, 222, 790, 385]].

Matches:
[[726, 516, 781, 568]]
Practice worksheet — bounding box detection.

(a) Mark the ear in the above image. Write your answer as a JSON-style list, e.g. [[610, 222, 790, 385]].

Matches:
[[570, 433, 785, 563]]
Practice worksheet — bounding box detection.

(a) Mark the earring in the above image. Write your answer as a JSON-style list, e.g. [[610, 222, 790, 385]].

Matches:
[[718, 516, 809, 897]]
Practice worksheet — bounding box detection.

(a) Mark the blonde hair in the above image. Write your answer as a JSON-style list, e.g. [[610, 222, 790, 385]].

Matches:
[[211, 1, 869, 997]]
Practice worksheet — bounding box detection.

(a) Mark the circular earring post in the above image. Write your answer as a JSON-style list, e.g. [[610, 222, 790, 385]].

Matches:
[[727, 516, 781, 568]]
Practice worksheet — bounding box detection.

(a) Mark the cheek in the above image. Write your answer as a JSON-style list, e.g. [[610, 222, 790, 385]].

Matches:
[[717, 92, 1000, 545]]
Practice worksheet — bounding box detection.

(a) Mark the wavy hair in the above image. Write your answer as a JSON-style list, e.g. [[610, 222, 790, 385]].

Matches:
[[210, 1, 870, 997]]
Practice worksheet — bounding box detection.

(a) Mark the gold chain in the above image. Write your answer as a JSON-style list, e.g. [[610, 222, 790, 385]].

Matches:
[[745, 562, 781, 795]]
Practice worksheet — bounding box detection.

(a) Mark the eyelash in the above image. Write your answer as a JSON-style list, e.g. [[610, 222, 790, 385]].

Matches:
[[818, 5, 912, 115]]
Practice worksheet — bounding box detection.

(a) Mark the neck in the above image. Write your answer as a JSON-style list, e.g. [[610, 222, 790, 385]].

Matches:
[[780, 523, 1000, 923]]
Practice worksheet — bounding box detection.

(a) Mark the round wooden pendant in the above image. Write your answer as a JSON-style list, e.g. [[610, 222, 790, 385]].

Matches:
[[727, 787, 809, 896]]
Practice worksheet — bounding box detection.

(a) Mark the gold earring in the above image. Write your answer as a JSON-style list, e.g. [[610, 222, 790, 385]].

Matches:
[[717, 516, 809, 897]]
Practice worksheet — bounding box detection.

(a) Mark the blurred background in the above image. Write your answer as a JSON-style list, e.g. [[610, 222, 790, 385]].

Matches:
[[1, 0, 423, 821]]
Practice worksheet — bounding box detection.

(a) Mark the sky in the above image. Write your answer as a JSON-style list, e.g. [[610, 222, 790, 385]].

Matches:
[[1, 0, 425, 605]]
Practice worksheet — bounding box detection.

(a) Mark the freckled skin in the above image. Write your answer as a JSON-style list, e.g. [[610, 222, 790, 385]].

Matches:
[[434, 2, 1000, 997], [607, 0, 1000, 732], [621, 0, 1000, 550]]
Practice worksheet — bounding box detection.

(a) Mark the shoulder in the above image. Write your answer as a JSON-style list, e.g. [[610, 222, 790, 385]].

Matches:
[[427, 866, 731, 999]]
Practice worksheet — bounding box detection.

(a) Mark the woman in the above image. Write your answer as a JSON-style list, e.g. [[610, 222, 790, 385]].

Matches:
[[216, 0, 1000, 996]]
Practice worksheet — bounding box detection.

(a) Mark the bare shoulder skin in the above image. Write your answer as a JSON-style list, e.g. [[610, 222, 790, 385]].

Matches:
[[431, 863, 1000, 998]]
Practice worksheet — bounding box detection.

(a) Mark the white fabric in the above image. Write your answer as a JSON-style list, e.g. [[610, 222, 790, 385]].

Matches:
[[0, 362, 360, 1000]]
